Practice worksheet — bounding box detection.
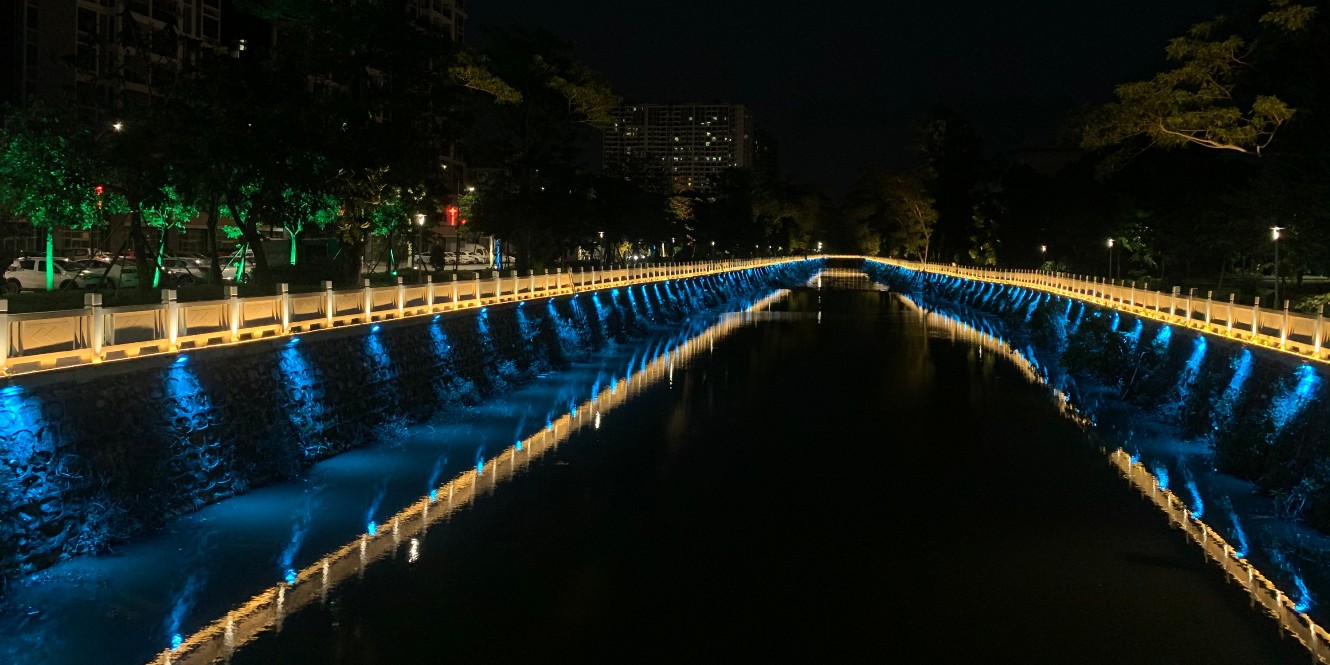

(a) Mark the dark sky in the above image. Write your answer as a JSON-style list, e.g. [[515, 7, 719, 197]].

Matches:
[[468, 0, 1229, 195]]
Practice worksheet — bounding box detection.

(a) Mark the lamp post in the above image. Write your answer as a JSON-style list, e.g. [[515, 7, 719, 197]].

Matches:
[[1107, 238, 1114, 280], [414, 213, 426, 282], [710, 240, 715, 268], [1272, 226, 1283, 308], [598, 230, 605, 268]]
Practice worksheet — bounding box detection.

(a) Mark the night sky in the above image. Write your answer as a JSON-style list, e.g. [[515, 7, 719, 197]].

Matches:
[[468, 0, 1229, 195]]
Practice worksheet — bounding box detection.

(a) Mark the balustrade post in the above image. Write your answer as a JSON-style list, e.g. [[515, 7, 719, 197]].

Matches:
[[426, 275, 435, 311], [84, 293, 104, 363], [1187, 288, 1195, 326], [451, 273, 459, 307], [473, 272, 481, 304], [1315, 305, 1325, 356], [1129, 281, 1136, 309], [0, 300, 7, 373], [1227, 294, 1236, 335], [1251, 297, 1261, 337], [277, 283, 290, 334], [323, 280, 334, 328], [1281, 299, 1291, 349], [228, 285, 241, 342], [362, 279, 373, 323], [527, 269, 534, 296], [591, 265, 598, 286], [491, 270, 501, 301], [395, 276, 405, 317], [1205, 291, 1213, 328], [162, 288, 180, 351]]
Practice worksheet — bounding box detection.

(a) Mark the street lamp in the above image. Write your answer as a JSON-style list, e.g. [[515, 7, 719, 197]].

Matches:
[[598, 230, 605, 268], [710, 240, 716, 268], [414, 213, 426, 281], [1272, 226, 1284, 308], [1107, 238, 1114, 280]]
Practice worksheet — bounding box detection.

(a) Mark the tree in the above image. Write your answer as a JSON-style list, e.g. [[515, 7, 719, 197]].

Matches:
[[0, 108, 126, 290], [1082, 0, 1314, 162], [910, 108, 990, 264], [845, 168, 938, 260], [461, 28, 620, 271], [138, 182, 200, 288]]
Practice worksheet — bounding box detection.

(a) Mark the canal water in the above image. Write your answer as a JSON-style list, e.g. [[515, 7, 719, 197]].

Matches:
[[0, 280, 1309, 664]]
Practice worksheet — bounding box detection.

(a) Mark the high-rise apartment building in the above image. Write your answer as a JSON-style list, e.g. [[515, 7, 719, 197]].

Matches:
[[602, 103, 757, 193], [408, 0, 467, 43], [2, 0, 224, 116]]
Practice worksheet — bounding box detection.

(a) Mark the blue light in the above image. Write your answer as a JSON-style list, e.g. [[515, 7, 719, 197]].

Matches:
[[367, 521, 377, 535], [1294, 575, 1313, 613], [171, 634, 183, 651], [174, 355, 188, 364], [284, 569, 297, 585], [1153, 325, 1172, 351], [1186, 479, 1204, 520], [371, 324, 381, 333], [429, 489, 438, 503], [433, 314, 441, 321], [287, 336, 300, 346], [1155, 465, 1170, 491], [1227, 505, 1249, 559], [516, 440, 523, 451], [1269, 364, 1321, 438], [476, 459, 485, 474]]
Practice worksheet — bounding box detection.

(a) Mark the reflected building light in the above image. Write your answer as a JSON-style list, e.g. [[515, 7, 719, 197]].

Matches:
[[408, 538, 420, 564]]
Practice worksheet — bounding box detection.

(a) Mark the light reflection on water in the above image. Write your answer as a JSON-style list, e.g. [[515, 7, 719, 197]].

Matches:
[[146, 288, 792, 665]]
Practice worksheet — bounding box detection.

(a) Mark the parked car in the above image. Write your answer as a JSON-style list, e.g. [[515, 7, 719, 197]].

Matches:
[[4, 256, 95, 293], [219, 253, 253, 283], [158, 257, 207, 287], [75, 258, 140, 290]]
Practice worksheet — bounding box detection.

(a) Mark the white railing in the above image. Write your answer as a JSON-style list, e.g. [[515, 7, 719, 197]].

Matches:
[[866, 257, 1329, 363], [0, 258, 800, 377]]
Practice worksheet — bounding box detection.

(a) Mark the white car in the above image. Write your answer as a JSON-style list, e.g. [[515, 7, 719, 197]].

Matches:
[[75, 258, 141, 290], [5, 257, 96, 293], [159, 257, 206, 287], [219, 253, 254, 283]]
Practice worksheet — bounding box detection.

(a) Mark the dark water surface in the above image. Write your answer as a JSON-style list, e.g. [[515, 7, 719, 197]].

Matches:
[[228, 288, 1304, 664]]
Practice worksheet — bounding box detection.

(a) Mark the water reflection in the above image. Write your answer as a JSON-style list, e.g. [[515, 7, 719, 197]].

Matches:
[[147, 288, 792, 665], [895, 286, 1330, 661]]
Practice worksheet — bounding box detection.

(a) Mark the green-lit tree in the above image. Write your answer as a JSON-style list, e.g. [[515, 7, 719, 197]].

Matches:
[[139, 183, 201, 288], [0, 108, 127, 290]]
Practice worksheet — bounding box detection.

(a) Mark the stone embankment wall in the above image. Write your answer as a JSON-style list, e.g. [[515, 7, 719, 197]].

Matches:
[[0, 263, 818, 581], [863, 260, 1330, 531]]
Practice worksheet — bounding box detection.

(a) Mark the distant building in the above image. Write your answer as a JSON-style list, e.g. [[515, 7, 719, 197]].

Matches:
[[753, 124, 780, 178], [408, 0, 468, 42], [603, 103, 757, 193]]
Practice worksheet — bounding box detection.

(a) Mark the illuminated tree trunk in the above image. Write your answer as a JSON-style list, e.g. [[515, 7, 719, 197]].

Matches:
[[44, 229, 54, 291]]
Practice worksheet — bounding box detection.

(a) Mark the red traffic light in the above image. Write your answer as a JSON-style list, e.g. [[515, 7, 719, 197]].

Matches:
[[94, 185, 104, 196], [446, 205, 459, 226]]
